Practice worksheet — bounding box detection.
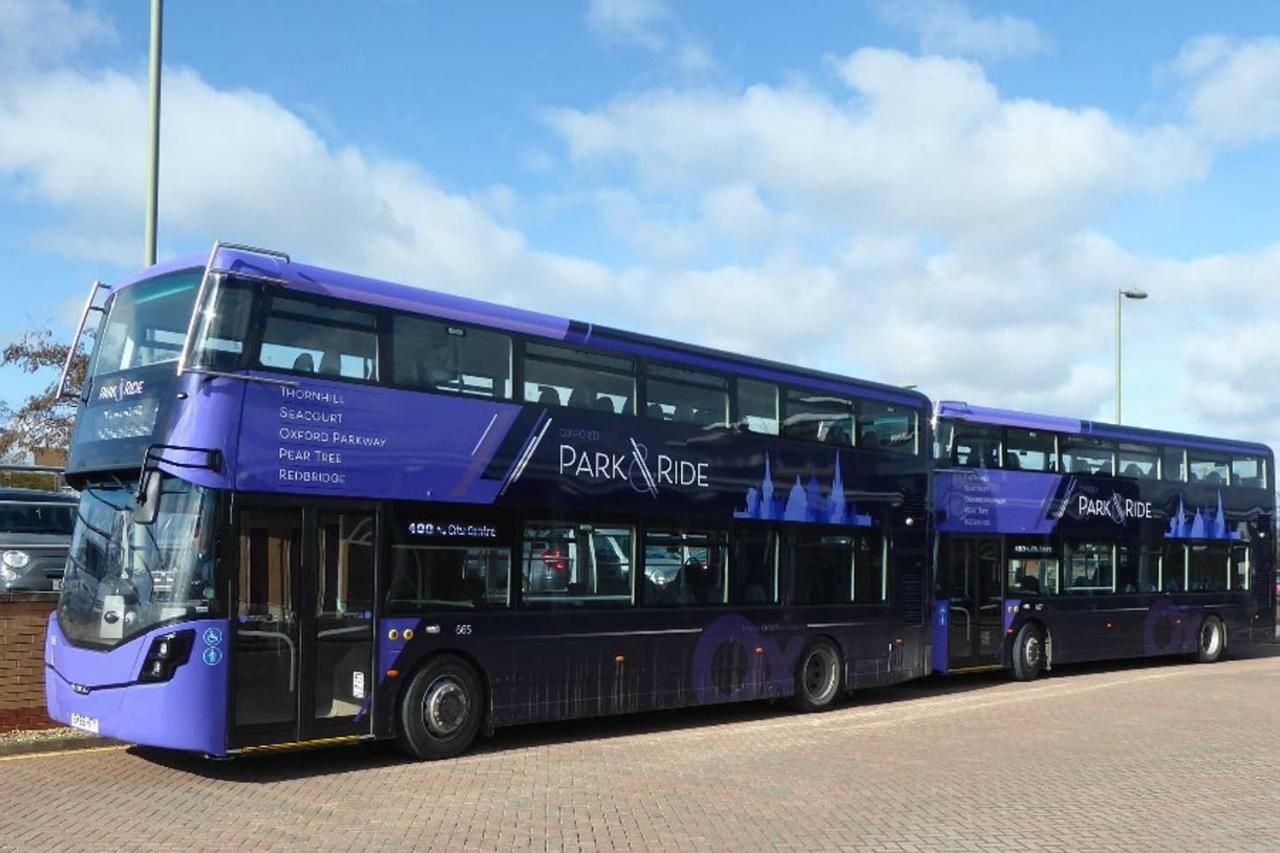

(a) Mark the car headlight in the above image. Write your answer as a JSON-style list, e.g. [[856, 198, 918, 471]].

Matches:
[[0, 566, 17, 582], [2, 550, 30, 570]]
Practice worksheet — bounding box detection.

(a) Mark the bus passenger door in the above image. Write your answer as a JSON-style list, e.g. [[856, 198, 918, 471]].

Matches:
[[945, 538, 1003, 668], [231, 507, 303, 747], [231, 505, 376, 749], [303, 510, 376, 741]]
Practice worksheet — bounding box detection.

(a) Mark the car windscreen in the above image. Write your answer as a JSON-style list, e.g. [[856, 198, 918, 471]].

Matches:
[[0, 501, 75, 535]]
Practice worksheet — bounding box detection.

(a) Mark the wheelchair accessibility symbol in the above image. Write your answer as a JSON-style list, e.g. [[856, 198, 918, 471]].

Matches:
[[202, 627, 224, 646]]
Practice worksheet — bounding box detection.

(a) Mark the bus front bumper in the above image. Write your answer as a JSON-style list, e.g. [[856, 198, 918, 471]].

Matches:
[[44, 615, 230, 757]]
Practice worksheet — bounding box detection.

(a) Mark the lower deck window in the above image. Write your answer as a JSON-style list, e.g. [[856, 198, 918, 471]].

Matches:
[[1064, 543, 1113, 593], [386, 546, 510, 610], [1116, 545, 1160, 593], [793, 530, 886, 604], [521, 523, 633, 606], [642, 530, 727, 606], [1188, 544, 1229, 592], [1007, 552, 1059, 595]]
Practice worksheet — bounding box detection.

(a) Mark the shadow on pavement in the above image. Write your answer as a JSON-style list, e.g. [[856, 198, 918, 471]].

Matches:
[[131, 643, 1278, 783]]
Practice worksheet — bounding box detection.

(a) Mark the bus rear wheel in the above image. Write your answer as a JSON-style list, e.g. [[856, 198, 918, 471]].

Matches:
[[1010, 624, 1045, 682], [790, 639, 842, 712], [396, 655, 484, 760], [1196, 616, 1225, 663]]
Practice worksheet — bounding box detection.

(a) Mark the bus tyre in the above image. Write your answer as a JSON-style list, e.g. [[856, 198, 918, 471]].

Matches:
[[790, 639, 842, 712], [1010, 624, 1045, 682], [397, 656, 484, 761], [1196, 616, 1225, 664]]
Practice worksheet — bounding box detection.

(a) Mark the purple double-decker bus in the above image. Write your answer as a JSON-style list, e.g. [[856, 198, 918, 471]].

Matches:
[[932, 402, 1276, 679], [45, 243, 933, 759]]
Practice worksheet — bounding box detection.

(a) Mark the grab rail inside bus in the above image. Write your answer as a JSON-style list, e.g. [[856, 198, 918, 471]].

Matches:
[[176, 240, 291, 380], [57, 280, 111, 402]]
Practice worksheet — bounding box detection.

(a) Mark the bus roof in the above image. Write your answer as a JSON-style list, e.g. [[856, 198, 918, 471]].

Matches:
[[113, 246, 932, 409], [936, 401, 1273, 458]]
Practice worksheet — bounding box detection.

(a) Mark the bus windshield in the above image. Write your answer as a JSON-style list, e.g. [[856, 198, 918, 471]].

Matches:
[[92, 271, 202, 379], [57, 476, 220, 648]]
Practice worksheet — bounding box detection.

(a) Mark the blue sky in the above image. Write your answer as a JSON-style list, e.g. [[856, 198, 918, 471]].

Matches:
[[2, 0, 1280, 454]]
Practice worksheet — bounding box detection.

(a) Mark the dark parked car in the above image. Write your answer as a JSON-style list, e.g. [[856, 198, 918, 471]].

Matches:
[[0, 488, 78, 593]]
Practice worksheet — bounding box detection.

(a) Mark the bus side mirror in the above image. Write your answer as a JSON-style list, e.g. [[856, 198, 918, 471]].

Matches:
[[133, 471, 162, 526]]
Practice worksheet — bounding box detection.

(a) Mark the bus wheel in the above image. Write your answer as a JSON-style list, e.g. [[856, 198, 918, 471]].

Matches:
[[1010, 624, 1045, 682], [396, 655, 484, 760], [790, 640, 842, 712], [1196, 616, 1225, 663]]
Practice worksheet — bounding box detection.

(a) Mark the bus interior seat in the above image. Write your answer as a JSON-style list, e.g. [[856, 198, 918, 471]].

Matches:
[[292, 353, 315, 373], [593, 396, 615, 413], [1004, 452, 1021, 470], [568, 388, 591, 409], [1204, 471, 1223, 484], [1020, 575, 1040, 594], [319, 351, 341, 376], [674, 403, 695, 423], [459, 576, 485, 606], [1122, 463, 1142, 477], [646, 403, 665, 420], [537, 386, 560, 407], [858, 429, 879, 449], [1071, 458, 1091, 473]]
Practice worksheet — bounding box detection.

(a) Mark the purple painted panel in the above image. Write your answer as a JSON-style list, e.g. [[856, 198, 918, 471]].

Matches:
[[931, 601, 949, 673], [934, 470, 1062, 534], [158, 374, 247, 488], [234, 375, 521, 503], [936, 401, 1084, 435], [45, 615, 229, 756]]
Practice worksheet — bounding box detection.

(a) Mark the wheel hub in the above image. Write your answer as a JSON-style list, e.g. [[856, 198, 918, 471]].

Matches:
[[802, 648, 838, 704], [422, 677, 469, 737], [1025, 636, 1041, 667]]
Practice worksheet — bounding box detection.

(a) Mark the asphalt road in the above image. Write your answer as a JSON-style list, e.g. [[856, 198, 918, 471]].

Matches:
[[3, 649, 1279, 852]]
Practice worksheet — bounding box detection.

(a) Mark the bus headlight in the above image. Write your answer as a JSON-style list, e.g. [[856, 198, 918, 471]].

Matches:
[[2, 550, 30, 570], [138, 630, 195, 683]]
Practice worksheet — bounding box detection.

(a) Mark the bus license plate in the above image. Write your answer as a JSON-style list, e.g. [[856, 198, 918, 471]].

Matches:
[[70, 714, 99, 734]]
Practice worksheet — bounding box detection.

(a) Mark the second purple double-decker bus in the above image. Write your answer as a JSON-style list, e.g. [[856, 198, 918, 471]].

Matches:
[[45, 243, 933, 759], [932, 402, 1275, 679]]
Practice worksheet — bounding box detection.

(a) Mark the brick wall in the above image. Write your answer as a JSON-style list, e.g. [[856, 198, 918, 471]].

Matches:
[[0, 594, 57, 732]]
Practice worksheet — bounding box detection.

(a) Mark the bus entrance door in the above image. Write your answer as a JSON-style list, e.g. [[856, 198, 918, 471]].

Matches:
[[944, 538, 1004, 669], [231, 506, 376, 749]]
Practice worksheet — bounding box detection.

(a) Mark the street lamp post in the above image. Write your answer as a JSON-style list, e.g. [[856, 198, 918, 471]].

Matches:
[[1115, 288, 1148, 424], [144, 0, 164, 267]]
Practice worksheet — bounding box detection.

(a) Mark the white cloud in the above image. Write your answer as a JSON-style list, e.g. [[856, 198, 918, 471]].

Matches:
[[0, 0, 114, 69], [586, 0, 669, 50], [546, 49, 1207, 244], [1169, 35, 1280, 145], [873, 0, 1049, 62], [584, 0, 715, 75], [0, 62, 617, 316]]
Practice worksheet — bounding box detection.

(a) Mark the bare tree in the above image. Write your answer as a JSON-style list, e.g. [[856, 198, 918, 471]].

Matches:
[[0, 329, 88, 463]]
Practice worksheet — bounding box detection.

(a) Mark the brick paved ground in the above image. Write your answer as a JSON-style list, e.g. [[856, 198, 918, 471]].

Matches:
[[3, 650, 1279, 852]]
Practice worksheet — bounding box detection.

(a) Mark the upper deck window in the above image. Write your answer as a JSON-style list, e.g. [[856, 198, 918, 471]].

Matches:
[[1004, 428, 1054, 472], [1161, 447, 1186, 482], [856, 401, 918, 455], [523, 342, 634, 415], [1060, 436, 1114, 476], [1230, 456, 1268, 489], [392, 315, 512, 399], [92, 271, 201, 377], [736, 378, 779, 436], [1117, 443, 1159, 479], [644, 365, 729, 428], [1188, 452, 1229, 485], [258, 296, 380, 381], [941, 421, 1000, 468], [782, 389, 853, 446]]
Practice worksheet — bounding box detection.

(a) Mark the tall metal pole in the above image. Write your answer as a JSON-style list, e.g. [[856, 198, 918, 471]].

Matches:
[[144, 0, 164, 267], [1115, 289, 1122, 424]]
